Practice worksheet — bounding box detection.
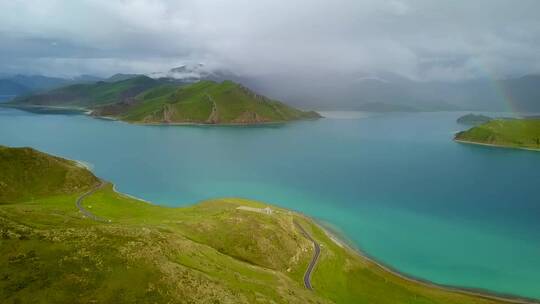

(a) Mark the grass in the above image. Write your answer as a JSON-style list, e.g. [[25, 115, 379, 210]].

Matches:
[[10, 76, 321, 124], [121, 80, 320, 124], [0, 146, 519, 303], [0, 146, 99, 203], [11, 76, 159, 107], [455, 119, 540, 150]]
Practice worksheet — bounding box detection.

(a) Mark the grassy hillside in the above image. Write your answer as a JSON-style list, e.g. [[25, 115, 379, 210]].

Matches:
[[456, 114, 492, 125], [455, 119, 540, 150], [0, 146, 517, 303], [0, 146, 99, 203], [11, 76, 160, 107], [9, 77, 320, 124], [94, 80, 321, 124]]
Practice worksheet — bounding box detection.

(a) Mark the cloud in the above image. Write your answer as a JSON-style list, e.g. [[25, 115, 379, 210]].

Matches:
[[0, 0, 539, 81]]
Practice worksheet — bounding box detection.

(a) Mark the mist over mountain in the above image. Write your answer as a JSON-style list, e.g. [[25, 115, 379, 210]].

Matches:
[[0, 74, 102, 101], [183, 68, 540, 112], [139, 64, 539, 112], [2, 1, 540, 110], [3, 64, 539, 112]]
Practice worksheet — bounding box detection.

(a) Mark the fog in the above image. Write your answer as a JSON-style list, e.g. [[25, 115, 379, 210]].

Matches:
[[1, 0, 539, 81]]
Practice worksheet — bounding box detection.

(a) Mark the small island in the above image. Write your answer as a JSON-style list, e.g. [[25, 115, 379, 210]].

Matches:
[[0, 145, 524, 303], [8, 76, 321, 125], [456, 113, 492, 125], [455, 119, 540, 151]]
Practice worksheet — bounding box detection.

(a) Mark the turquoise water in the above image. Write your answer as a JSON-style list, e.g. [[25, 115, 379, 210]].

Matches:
[[1, 108, 539, 299]]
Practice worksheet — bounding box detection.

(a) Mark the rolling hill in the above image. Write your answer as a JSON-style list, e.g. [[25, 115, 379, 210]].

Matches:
[[0, 146, 99, 203], [0, 145, 522, 303], [11, 77, 320, 124], [0, 75, 102, 101], [456, 114, 492, 125], [11, 75, 161, 108], [93, 80, 321, 124], [455, 119, 540, 150]]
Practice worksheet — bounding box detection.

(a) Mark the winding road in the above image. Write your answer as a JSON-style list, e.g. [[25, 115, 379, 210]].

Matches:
[[294, 220, 321, 291], [75, 182, 110, 223]]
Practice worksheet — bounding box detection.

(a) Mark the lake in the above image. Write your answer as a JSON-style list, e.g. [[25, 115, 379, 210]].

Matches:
[[1, 107, 539, 300]]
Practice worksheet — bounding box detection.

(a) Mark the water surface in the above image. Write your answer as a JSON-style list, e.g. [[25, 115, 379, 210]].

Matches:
[[1, 108, 539, 299]]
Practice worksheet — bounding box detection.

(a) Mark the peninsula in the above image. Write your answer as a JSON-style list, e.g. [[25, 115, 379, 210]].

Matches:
[[8, 76, 320, 125], [455, 118, 540, 151], [456, 113, 492, 125], [0, 145, 532, 303]]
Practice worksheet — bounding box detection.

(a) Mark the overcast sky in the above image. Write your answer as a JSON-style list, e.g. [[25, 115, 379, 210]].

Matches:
[[1, 0, 540, 81]]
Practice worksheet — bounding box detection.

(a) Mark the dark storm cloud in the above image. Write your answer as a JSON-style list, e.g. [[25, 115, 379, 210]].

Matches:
[[1, 0, 539, 80]]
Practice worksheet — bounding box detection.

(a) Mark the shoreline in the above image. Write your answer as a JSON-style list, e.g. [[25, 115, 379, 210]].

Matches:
[[110, 184, 155, 205], [3, 103, 321, 127], [0, 103, 88, 112], [50, 149, 540, 304], [454, 139, 540, 152], [312, 218, 540, 304], [73, 159, 94, 171]]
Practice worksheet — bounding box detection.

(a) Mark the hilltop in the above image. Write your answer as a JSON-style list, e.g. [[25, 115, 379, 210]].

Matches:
[[456, 114, 492, 125], [92, 80, 321, 124], [11, 76, 160, 108], [9, 77, 320, 124], [0, 146, 99, 203], [455, 119, 540, 150], [0, 74, 102, 101], [0, 146, 520, 303]]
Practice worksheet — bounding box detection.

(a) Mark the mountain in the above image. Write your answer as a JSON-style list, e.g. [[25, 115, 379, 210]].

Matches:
[[0, 146, 99, 203], [4, 69, 540, 112], [0, 79, 28, 97], [12, 75, 162, 107], [0, 145, 511, 303], [106, 73, 141, 82], [12, 77, 320, 124], [93, 80, 321, 124], [222, 71, 540, 112], [456, 113, 492, 125], [150, 63, 214, 81], [455, 118, 540, 150], [73, 74, 103, 83], [0, 74, 103, 102], [354, 102, 419, 112]]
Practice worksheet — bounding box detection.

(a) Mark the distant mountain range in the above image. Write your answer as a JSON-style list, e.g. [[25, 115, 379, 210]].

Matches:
[[3, 65, 540, 112], [236, 72, 540, 113], [0, 74, 102, 101], [145, 66, 540, 113]]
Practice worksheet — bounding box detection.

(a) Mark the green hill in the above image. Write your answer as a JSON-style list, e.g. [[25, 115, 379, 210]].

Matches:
[[9, 78, 320, 124], [456, 113, 492, 125], [93, 80, 321, 124], [0, 146, 515, 303], [0, 146, 99, 203], [455, 119, 540, 150], [11, 76, 160, 107]]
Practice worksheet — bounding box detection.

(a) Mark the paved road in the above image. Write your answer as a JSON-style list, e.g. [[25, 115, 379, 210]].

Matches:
[[294, 220, 321, 291], [75, 182, 110, 223]]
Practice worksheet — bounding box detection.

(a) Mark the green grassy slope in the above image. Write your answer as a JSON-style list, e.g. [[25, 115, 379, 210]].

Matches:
[[0, 146, 99, 203], [9, 77, 320, 124], [112, 80, 321, 124], [455, 119, 540, 150], [10, 76, 160, 107], [0, 146, 514, 303], [456, 114, 492, 125]]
